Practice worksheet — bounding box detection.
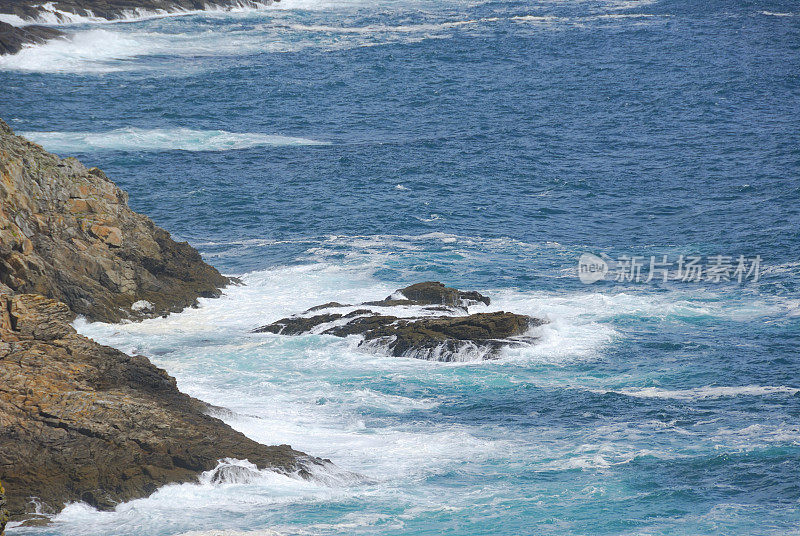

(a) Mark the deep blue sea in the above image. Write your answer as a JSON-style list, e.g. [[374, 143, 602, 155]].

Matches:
[[2, 0, 800, 534]]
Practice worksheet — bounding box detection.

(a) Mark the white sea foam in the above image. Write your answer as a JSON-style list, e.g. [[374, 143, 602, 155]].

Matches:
[[177, 530, 282, 536], [0, 29, 149, 72], [0, 0, 276, 26], [285, 17, 501, 34], [47, 456, 370, 535], [0, 3, 668, 74], [65, 243, 800, 533], [200, 457, 367, 487], [760, 11, 797, 17], [591, 385, 800, 400], [0, 13, 29, 25], [19, 127, 329, 152]]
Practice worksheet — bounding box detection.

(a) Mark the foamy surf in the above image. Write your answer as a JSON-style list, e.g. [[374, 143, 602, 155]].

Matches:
[[19, 127, 329, 152], [0, 2, 669, 74], [63, 240, 800, 534], [0, 0, 276, 26], [590, 385, 800, 400], [0, 29, 148, 72]]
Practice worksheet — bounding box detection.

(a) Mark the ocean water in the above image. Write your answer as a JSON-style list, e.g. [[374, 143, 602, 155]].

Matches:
[[2, 0, 800, 534]]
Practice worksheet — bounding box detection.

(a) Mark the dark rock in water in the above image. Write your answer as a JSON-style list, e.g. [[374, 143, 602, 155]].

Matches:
[[0, 20, 64, 55], [304, 301, 350, 313], [0, 293, 323, 519], [255, 312, 344, 335], [253, 283, 543, 361], [396, 281, 491, 307], [0, 119, 231, 322], [365, 281, 491, 309], [334, 311, 540, 360]]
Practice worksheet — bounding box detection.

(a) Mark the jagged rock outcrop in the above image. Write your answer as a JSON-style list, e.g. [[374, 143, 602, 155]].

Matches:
[[0, 20, 64, 55], [362, 281, 491, 309], [0, 293, 323, 518], [0, 119, 230, 322], [255, 282, 543, 361]]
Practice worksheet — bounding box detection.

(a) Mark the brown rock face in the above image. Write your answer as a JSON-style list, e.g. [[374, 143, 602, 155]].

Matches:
[[254, 282, 542, 361], [0, 118, 323, 520], [0, 293, 321, 518], [0, 119, 230, 322]]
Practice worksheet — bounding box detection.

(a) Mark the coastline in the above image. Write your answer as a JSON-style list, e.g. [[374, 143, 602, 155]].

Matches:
[[1, 0, 798, 532], [0, 119, 321, 521], [0, 0, 279, 54]]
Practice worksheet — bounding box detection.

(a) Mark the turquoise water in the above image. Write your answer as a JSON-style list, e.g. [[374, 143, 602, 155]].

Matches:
[[2, 0, 800, 534]]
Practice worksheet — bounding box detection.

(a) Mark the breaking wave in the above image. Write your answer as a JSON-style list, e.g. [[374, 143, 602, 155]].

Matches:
[[0, 0, 276, 26], [20, 127, 329, 153], [591, 385, 800, 400]]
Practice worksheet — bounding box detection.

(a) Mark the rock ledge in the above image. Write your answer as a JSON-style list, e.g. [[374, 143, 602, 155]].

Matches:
[[0, 293, 323, 519]]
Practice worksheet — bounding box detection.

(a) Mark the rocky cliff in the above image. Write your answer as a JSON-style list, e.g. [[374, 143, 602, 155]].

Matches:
[[0, 293, 320, 518], [0, 120, 322, 520], [0, 119, 229, 322]]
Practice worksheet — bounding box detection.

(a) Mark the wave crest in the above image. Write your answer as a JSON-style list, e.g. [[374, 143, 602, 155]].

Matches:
[[0, 0, 276, 26], [19, 127, 329, 153], [592, 385, 800, 400]]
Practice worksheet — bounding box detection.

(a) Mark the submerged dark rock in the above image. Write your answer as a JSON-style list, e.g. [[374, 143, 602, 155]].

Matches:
[[0, 293, 323, 519], [363, 281, 491, 310], [0, 20, 64, 55], [254, 282, 543, 361]]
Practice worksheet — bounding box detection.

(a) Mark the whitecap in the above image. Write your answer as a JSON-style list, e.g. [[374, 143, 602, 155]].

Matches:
[[19, 127, 329, 153], [0, 0, 277, 26], [760, 11, 797, 17], [591, 385, 800, 400], [0, 29, 149, 73]]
